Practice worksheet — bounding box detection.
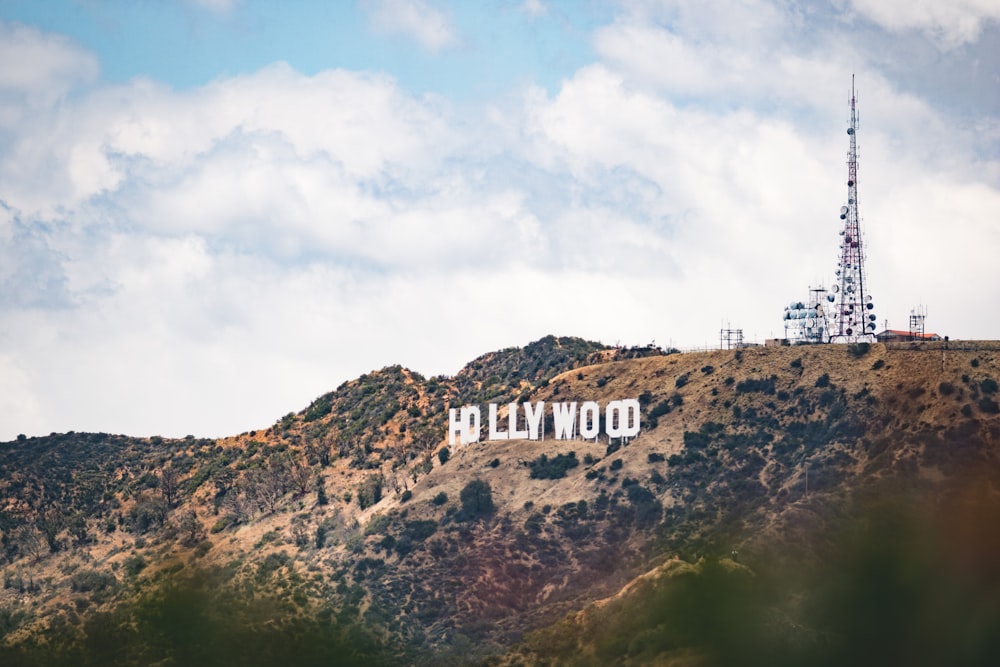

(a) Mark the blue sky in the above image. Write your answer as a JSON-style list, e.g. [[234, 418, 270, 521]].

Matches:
[[1, 0, 998, 440], [1, 0, 609, 97]]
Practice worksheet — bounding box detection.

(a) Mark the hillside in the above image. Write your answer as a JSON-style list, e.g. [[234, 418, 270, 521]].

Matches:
[[1, 337, 999, 665]]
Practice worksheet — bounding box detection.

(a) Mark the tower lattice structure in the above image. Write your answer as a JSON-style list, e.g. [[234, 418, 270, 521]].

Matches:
[[828, 77, 876, 342]]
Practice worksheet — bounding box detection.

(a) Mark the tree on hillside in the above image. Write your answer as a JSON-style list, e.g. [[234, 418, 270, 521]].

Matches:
[[160, 467, 180, 508], [288, 459, 312, 496], [357, 473, 384, 509], [36, 509, 65, 553], [16, 526, 47, 563], [175, 509, 204, 547], [460, 479, 494, 519]]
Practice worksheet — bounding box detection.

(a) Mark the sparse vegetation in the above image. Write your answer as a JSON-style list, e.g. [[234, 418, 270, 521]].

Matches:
[[459, 479, 494, 519], [847, 342, 871, 357], [1, 337, 999, 665], [528, 452, 580, 480], [736, 376, 777, 395]]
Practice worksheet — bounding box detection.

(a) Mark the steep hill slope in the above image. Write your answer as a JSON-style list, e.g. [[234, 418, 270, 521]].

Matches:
[[1, 338, 999, 665]]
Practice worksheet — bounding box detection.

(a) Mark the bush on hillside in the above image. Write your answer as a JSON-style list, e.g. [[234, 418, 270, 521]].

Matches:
[[736, 376, 777, 395], [459, 479, 494, 520], [529, 452, 579, 480]]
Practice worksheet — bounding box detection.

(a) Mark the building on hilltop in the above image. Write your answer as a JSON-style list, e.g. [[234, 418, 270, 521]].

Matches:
[[875, 329, 943, 343]]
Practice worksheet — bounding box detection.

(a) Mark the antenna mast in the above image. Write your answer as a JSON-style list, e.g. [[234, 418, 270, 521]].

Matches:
[[828, 75, 876, 342]]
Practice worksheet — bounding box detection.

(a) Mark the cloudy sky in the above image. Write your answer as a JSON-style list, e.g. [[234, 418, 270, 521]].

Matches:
[[1, 0, 998, 441]]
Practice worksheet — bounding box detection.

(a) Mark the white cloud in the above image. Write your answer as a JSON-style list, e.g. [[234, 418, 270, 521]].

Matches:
[[0, 21, 98, 127], [0, 22, 98, 96], [362, 0, 458, 52], [520, 0, 548, 18], [848, 0, 1000, 49], [0, 4, 997, 440]]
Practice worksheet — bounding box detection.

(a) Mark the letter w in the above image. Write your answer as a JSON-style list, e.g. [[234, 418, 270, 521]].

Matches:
[[552, 402, 577, 440]]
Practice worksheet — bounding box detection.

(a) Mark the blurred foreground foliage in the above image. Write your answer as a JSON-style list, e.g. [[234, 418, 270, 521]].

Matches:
[[0, 567, 393, 667], [500, 480, 1000, 667]]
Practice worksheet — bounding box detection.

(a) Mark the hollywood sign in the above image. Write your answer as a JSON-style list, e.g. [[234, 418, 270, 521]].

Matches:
[[448, 400, 641, 446]]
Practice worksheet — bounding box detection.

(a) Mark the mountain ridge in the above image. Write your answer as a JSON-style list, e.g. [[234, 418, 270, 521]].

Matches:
[[1, 336, 999, 665]]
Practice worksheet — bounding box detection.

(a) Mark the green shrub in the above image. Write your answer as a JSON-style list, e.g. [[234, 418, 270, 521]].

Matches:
[[736, 376, 777, 395], [978, 398, 1000, 414], [70, 569, 117, 594], [459, 479, 494, 519], [529, 452, 579, 480], [122, 555, 146, 578], [356, 473, 384, 509], [210, 517, 231, 534], [649, 400, 672, 420], [847, 342, 871, 357], [437, 448, 451, 465], [431, 492, 448, 506], [364, 513, 389, 536], [192, 540, 212, 559], [683, 431, 711, 449]]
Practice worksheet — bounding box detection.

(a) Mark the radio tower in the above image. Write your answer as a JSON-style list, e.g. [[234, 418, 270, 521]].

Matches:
[[828, 76, 876, 342]]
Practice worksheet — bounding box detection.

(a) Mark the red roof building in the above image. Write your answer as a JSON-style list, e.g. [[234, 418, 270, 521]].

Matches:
[[875, 329, 942, 343]]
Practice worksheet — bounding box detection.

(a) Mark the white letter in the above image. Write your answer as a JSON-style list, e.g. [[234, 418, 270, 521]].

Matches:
[[488, 403, 508, 441], [579, 401, 600, 439], [449, 408, 462, 446], [620, 398, 641, 438], [606, 400, 625, 438], [461, 406, 481, 445], [552, 402, 577, 439], [508, 402, 528, 439], [525, 401, 545, 440], [605, 399, 642, 439]]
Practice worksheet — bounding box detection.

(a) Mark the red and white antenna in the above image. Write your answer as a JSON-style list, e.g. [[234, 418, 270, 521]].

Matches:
[[827, 75, 877, 342]]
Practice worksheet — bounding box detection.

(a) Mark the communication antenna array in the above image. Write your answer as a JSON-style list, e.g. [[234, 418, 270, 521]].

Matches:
[[828, 76, 877, 343], [909, 305, 927, 340]]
